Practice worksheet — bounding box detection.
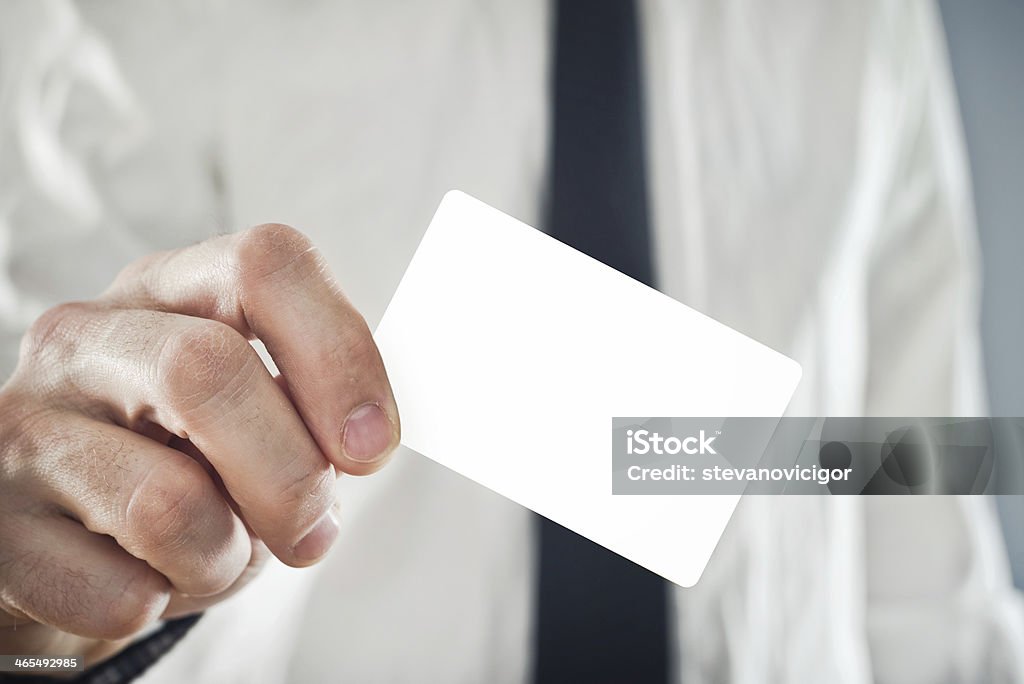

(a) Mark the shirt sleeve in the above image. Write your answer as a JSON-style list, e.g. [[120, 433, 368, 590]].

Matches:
[[859, 2, 1024, 682]]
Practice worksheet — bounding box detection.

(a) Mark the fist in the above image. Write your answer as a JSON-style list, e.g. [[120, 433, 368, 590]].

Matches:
[[0, 225, 400, 662]]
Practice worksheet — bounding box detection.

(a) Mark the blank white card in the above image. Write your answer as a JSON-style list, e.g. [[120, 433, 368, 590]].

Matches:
[[374, 191, 801, 586]]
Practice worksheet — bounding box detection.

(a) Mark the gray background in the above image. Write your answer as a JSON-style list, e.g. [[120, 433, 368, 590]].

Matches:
[[938, 0, 1024, 585]]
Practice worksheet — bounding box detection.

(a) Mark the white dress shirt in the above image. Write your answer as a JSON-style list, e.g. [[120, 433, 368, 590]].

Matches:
[[1, 1, 1022, 682]]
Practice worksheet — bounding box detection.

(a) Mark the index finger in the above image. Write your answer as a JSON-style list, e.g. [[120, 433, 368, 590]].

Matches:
[[101, 224, 400, 475]]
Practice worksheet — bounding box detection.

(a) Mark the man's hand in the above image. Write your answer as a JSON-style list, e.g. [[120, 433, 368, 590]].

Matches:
[[0, 225, 400, 663]]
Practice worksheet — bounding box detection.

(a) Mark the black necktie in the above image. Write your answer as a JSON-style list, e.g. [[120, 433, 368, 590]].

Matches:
[[534, 1, 669, 683]]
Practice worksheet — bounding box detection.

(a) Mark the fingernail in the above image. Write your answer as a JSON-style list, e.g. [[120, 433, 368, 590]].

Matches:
[[342, 402, 394, 463], [293, 509, 340, 562]]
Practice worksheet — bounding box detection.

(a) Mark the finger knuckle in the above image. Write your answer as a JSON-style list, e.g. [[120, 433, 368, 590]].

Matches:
[[20, 302, 93, 364], [1, 548, 166, 641], [96, 564, 168, 639], [128, 464, 211, 555], [0, 408, 79, 512], [188, 528, 250, 597], [7, 551, 90, 632], [0, 395, 46, 479], [276, 460, 336, 530], [156, 321, 254, 413], [104, 252, 167, 304], [128, 460, 245, 596], [235, 223, 322, 284]]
